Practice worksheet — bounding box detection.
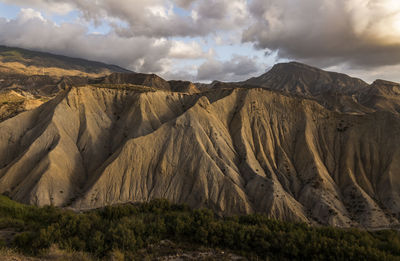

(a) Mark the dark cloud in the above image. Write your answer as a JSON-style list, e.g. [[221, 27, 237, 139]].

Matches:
[[243, 0, 400, 68], [113, 0, 249, 38]]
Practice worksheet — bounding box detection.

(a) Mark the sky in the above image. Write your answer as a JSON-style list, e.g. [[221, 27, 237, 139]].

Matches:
[[0, 0, 400, 83]]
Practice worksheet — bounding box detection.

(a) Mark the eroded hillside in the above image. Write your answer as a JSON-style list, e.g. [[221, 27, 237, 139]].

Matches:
[[0, 74, 399, 228]]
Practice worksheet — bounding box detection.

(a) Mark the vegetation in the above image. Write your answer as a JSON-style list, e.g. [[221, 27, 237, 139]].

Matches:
[[91, 83, 156, 92], [0, 195, 400, 260]]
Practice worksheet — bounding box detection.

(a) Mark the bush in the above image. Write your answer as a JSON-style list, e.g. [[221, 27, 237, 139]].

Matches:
[[1, 196, 400, 260], [0, 238, 6, 248]]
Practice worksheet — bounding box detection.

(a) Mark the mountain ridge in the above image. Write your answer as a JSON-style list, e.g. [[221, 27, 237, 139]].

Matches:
[[0, 84, 399, 228], [242, 62, 369, 96], [0, 45, 131, 77], [0, 47, 399, 229]]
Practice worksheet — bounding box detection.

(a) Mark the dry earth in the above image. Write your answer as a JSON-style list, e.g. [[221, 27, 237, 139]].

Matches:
[[0, 60, 399, 229]]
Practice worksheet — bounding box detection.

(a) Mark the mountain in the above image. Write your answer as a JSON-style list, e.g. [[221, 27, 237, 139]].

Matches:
[[242, 62, 368, 96], [0, 46, 132, 121], [241, 62, 400, 114], [0, 55, 399, 229], [359, 79, 400, 114], [0, 45, 131, 77]]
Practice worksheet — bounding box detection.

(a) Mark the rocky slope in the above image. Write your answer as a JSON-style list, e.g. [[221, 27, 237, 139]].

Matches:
[[0, 60, 399, 229]]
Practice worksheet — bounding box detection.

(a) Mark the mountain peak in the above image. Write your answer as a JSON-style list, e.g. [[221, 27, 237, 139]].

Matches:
[[267, 61, 358, 81], [243, 61, 367, 96], [372, 79, 400, 87], [270, 61, 321, 71]]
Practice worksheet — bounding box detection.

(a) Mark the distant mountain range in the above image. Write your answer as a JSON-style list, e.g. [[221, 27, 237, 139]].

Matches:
[[0, 46, 399, 229]]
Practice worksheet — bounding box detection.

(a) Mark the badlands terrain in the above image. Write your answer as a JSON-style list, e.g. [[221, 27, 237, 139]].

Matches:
[[0, 46, 399, 228]]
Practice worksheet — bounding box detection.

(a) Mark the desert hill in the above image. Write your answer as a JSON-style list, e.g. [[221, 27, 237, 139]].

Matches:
[[0, 50, 399, 228]]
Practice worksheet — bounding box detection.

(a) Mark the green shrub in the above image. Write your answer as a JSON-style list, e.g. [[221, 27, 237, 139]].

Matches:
[[1, 197, 400, 260]]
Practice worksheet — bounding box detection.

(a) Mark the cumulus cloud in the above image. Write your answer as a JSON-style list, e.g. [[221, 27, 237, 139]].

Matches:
[[243, 0, 400, 68], [0, 0, 249, 38], [112, 0, 249, 38], [168, 40, 206, 59], [0, 1, 260, 82], [196, 55, 262, 81]]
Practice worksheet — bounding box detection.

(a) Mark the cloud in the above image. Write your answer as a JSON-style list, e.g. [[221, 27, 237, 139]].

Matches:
[[243, 0, 400, 69], [0, 0, 249, 38], [196, 55, 262, 82], [0, 8, 172, 73], [325, 63, 400, 84], [0, 7, 260, 82], [2, 0, 400, 83], [0, 0, 74, 15], [168, 40, 206, 59], [17, 7, 45, 22], [112, 0, 250, 38], [160, 55, 265, 82], [161, 68, 197, 82], [174, 0, 196, 9]]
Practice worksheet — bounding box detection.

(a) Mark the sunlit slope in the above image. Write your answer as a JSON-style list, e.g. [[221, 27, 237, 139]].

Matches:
[[0, 45, 130, 77], [0, 85, 399, 228]]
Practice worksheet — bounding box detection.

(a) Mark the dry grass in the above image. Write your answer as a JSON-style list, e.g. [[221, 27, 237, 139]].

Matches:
[[0, 245, 95, 261], [90, 83, 157, 92], [0, 247, 38, 261]]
